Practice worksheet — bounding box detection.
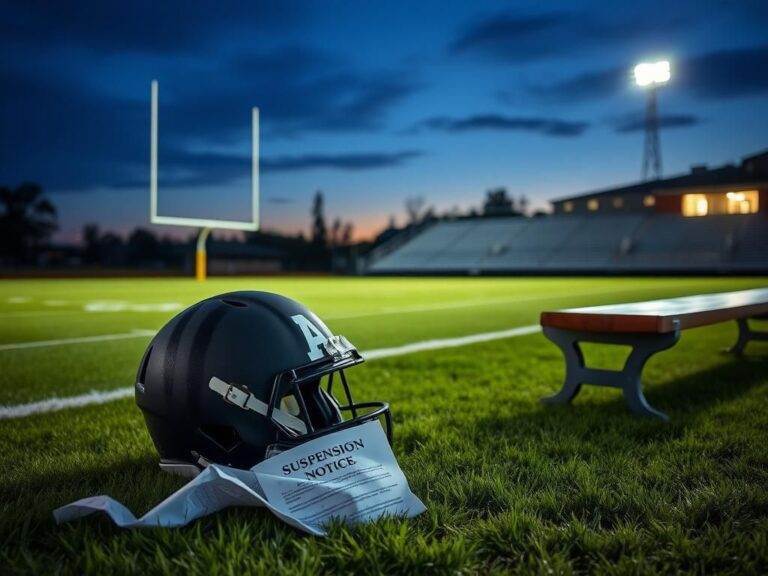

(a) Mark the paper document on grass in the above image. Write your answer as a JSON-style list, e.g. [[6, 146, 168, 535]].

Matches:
[[53, 421, 425, 536]]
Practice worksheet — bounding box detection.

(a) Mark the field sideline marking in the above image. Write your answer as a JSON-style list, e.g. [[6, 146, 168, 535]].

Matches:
[[364, 324, 541, 359], [0, 323, 541, 419], [0, 310, 81, 319], [322, 287, 646, 321], [0, 330, 156, 352], [324, 295, 527, 319], [0, 388, 135, 419]]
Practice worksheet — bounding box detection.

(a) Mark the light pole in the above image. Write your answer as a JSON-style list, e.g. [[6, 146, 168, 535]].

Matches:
[[634, 60, 670, 181]]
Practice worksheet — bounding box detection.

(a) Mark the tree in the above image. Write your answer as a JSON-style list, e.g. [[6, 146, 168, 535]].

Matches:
[[311, 191, 327, 247], [483, 187, 515, 217], [405, 196, 425, 225], [82, 224, 101, 264], [331, 218, 342, 248], [341, 222, 354, 246], [82, 224, 125, 266], [126, 228, 160, 265], [0, 183, 58, 265], [99, 232, 124, 266], [519, 194, 530, 217]]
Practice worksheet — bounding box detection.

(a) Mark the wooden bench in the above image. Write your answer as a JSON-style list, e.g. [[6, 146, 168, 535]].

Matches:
[[540, 288, 768, 420]]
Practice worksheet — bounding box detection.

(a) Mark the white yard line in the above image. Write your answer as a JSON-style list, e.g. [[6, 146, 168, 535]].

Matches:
[[364, 324, 541, 359], [0, 330, 156, 352], [6, 297, 31, 304], [323, 287, 637, 321], [84, 301, 183, 313], [0, 310, 81, 319], [0, 323, 541, 419], [0, 388, 135, 419], [324, 296, 524, 319], [0, 301, 182, 318]]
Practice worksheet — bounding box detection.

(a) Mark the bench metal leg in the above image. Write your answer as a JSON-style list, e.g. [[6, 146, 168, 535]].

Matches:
[[728, 317, 768, 356], [541, 326, 680, 420]]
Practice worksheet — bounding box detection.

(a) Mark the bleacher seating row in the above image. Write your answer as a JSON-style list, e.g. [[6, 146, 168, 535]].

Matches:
[[367, 214, 768, 274]]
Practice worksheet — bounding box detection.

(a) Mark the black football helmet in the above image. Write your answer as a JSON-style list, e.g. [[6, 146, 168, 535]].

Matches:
[[135, 291, 391, 476]]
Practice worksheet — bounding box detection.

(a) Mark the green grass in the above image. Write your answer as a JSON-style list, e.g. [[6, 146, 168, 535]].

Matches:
[[1, 276, 767, 574]]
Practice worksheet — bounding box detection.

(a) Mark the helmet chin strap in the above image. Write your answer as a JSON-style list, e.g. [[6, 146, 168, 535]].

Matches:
[[208, 377, 308, 435]]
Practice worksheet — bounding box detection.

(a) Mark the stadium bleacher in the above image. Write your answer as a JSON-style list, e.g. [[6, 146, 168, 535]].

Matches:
[[368, 213, 768, 274]]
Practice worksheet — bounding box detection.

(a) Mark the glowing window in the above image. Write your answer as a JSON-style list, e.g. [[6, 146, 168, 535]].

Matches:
[[587, 199, 599, 211], [643, 195, 656, 207], [612, 197, 624, 208], [726, 190, 759, 215], [682, 194, 708, 217], [563, 201, 574, 213]]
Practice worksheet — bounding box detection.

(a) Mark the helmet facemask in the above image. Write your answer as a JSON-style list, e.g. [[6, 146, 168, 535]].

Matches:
[[263, 357, 392, 456]]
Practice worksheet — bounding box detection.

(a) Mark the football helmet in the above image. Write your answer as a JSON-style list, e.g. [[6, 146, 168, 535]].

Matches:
[[135, 291, 391, 476]]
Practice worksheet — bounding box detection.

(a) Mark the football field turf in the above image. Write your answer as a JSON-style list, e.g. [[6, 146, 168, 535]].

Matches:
[[1, 276, 767, 574]]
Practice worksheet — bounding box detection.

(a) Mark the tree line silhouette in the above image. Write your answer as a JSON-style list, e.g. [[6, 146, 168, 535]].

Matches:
[[0, 184, 538, 271], [0, 183, 58, 266]]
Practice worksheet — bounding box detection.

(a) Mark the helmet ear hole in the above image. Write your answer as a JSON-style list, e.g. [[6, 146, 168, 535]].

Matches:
[[199, 425, 241, 451]]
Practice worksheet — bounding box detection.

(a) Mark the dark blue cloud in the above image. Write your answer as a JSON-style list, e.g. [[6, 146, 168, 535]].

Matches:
[[411, 114, 588, 137], [162, 48, 418, 141], [612, 113, 702, 133], [109, 148, 423, 189], [684, 45, 768, 99], [449, 10, 689, 62], [261, 151, 422, 172], [531, 68, 627, 102], [450, 13, 567, 60], [0, 65, 148, 190], [266, 197, 294, 205], [1, 0, 303, 54]]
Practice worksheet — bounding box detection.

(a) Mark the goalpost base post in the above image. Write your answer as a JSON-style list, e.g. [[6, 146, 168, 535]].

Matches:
[[195, 227, 212, 282]]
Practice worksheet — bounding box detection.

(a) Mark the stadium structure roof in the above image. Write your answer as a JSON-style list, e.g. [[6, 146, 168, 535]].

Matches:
[[551, 149, 768, 204]]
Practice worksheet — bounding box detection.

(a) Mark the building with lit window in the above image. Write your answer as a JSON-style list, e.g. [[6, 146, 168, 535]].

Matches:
[[551, 149, 767, 217]]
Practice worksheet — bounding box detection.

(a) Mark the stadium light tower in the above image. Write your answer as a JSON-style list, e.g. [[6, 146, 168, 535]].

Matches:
[[634, 60, 670, 181]]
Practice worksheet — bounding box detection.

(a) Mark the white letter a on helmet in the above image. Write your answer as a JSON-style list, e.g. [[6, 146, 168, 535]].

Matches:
[[291, 314, 326, 361]]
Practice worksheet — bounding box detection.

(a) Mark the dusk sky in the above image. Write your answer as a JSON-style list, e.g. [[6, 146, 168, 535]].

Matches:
[[2, 0, 767, 243]]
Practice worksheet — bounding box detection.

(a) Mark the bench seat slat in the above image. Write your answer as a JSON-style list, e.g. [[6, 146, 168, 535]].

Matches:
[[541, 288, 768, 334]]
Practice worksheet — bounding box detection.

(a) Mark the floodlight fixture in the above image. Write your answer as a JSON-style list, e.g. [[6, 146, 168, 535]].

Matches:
[[634, 60, 670, 180], [633, 60, 671, 87]]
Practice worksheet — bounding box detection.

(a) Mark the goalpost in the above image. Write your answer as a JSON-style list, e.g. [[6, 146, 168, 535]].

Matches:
[[149, 80, 260, 280]]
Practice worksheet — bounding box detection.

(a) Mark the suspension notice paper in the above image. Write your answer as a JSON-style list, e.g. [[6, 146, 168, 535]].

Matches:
[[53, 421, 426, 536]]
